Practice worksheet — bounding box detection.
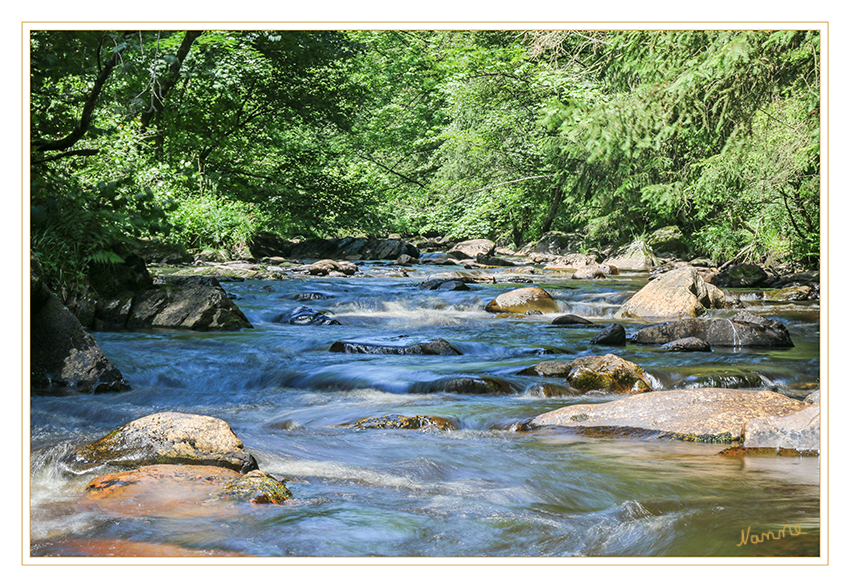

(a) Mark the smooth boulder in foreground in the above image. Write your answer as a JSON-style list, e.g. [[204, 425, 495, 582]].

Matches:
[[63, 412, 258, 474], [616, 266, 724, 320], [485, 286, 559, 314], [528, 388, 807, 443]]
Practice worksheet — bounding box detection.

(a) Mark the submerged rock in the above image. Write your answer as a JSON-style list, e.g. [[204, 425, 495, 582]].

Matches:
[[210, 470, 293, 504], [616, 266, 724, 319], [85, 465, 290, 512], [484, 286, 559, 314], [282, 306, 340, 325], [408, 375, 520, 395], [63, 412, 258, 475], [518, 354, 652, 394], [762, 285, 817, 302], [419, 278, 471, 291], [632, 311, 793, 348], [352, 414, 454, 430], [551, 314, 593, 326], [329, 338, 462, 356], [528, 388, 808, 442]]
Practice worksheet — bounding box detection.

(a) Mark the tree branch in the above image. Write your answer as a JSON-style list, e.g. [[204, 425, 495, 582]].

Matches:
[[34, 38, 124, 153], [31, 149, 99, 165]]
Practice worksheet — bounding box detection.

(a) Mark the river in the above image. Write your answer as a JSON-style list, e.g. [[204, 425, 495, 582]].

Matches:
[[29, 261, 821, 557]]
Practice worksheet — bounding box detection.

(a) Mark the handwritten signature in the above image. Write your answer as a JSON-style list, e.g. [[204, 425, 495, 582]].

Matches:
[[737, 524, 808, 547]]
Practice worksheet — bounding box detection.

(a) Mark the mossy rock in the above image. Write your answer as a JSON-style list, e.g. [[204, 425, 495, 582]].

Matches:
[[210, 470, 292, 504], [352, 414, 454, 430]]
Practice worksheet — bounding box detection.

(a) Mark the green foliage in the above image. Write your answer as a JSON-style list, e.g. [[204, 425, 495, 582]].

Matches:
[[30, 27, 822, 293]]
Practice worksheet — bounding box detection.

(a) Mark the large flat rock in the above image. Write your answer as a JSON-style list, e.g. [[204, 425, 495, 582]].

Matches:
[[529, 388, 807, 442]]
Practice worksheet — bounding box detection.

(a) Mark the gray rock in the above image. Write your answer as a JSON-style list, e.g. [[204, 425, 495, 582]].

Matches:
[[711, 263, 768, 288], [449, 239, 496, 258], [633, 311, 793, 348], [124, 276, 253, 331], [616, 266, 725, 319], [605, 240, 659, 271], [329, 338, 462, 356], [31, 255, 128, 394], [408, 376, 519, 395], [660, 337, 712, 352], [63, 412, 258, 474], [529, 388, 807, 442], [743, 405, 819, 452], [590, 323, 627, 346]]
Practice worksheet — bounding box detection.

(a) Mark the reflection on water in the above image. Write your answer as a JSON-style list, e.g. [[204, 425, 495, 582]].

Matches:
[[29, 262, 821, 558]]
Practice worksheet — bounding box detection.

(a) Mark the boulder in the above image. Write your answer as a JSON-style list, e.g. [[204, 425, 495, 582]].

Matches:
[[711, 263, 769, 288], [589, 323, 627, 346], [279, 306, 340, 326], [249, 233, 420, 261], [605, 240, 658, 271], [528, 388, 808, 442], [542, 253, 599, 270], [615, 266, 725, 320], [210, 470, 293, 504], [475, 254, 516, 267], [329, 338, 462, 356], [352, 414, 454, 430], [419, 278, 471, 291], [572, 263, 619, 279], [31, 255, 128, 394], [122, 276, 253, 331], [88, 254, 153, 297], [63, 412, 258, 474], [299, 259, 358, 276], [484, 286, 559, 314], [743, 405, 819, 452], [645, 225, 687, 255], [449, 239, 496, 258], [660, 337, 712, 352], [551, 314, 593, 326], [84, 465, 290, 512], [408, 375, 520, 395], [632, 311, 793, 348], [519, 354, 653, 394]]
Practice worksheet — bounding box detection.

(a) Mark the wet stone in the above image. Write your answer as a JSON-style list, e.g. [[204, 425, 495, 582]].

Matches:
[[352, 414, 454, 430]]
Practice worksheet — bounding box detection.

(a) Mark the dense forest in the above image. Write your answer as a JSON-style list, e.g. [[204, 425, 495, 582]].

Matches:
[[30, 29, 820, 292]]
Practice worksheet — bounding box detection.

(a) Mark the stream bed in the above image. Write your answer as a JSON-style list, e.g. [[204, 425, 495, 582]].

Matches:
[[29, 262, 821, 558]]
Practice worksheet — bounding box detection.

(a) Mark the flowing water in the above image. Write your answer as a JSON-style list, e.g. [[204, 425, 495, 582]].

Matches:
[[29, 262, 822, 558]]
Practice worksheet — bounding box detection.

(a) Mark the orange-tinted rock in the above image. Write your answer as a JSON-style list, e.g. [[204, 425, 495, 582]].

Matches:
[[31, 537, 245, 557]]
